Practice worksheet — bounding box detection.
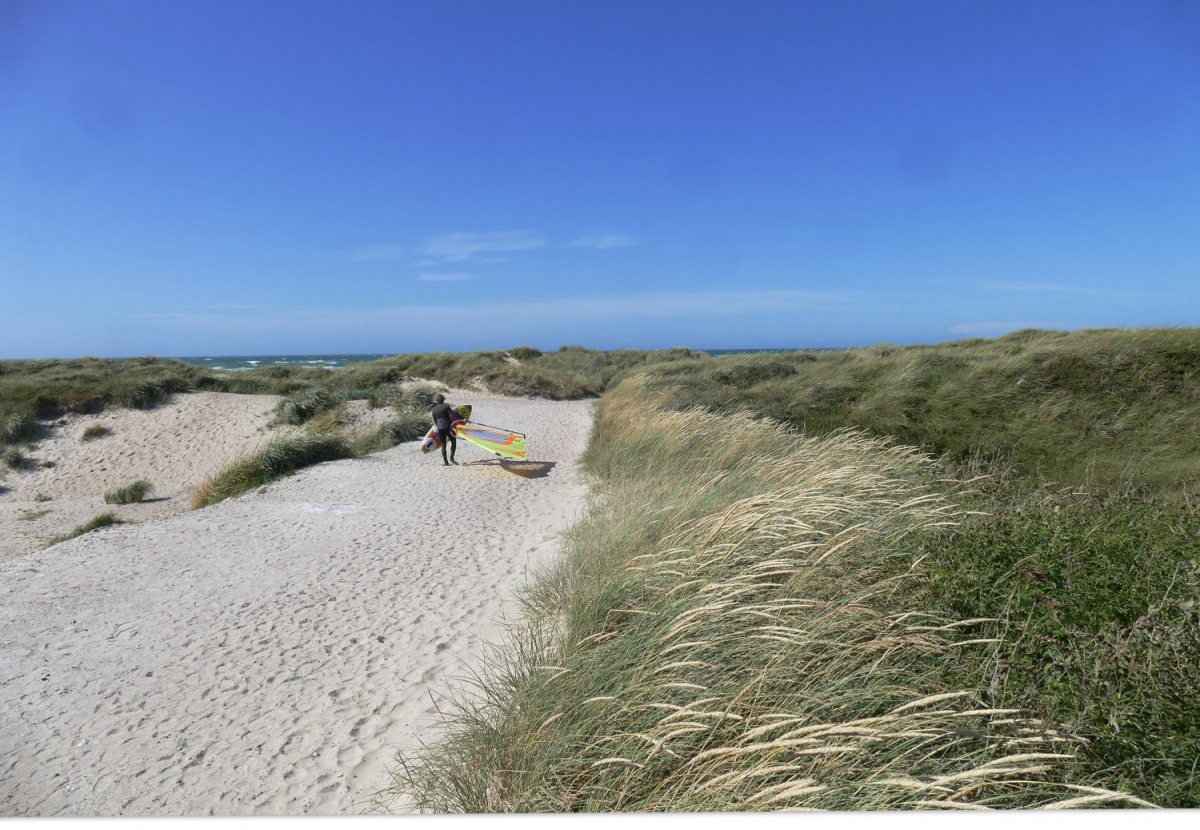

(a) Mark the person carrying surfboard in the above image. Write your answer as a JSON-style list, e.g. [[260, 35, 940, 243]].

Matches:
[[430, 394, 461, 466]]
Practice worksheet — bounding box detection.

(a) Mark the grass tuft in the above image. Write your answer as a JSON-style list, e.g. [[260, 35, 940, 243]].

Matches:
[[81, 424, 110, 441], [1, 409, 36, 444], [2, 447, 28, 469], [47, 512, 130, 546], [396, 384, 440, 413], [34, 493, 52, 502], [104, 479, 153, 504]]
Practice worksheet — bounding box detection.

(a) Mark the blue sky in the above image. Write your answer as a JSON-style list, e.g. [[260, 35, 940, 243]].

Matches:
[[2, 0, 1198, 358]]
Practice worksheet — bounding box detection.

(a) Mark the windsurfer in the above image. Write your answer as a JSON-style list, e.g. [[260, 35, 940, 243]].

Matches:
[[430, 394, 459, 466]]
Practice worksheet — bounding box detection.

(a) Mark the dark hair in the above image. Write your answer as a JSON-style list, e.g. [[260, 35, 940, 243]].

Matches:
[[435, 393, 445, 403]]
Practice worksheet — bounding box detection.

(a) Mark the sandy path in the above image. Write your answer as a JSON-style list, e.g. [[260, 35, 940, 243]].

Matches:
[[0, 394, 592, 816]]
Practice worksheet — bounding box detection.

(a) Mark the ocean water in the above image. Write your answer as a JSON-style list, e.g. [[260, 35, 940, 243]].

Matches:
[[171, 354, 396, 371], [171, 348, 830, 371]]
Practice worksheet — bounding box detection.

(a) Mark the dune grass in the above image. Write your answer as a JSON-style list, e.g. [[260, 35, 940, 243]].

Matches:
[[1, 409, 36, 445], [613, 327, 1200, 808], [47, 512, 130, 546], [2, 447, 28, 469], [191, 433, 354, 508], [104, 480, 153, 504], [382, 378, 1149, 812], [634, 327, 1200, 490], [274, 388, 374, 426], [352, 412, 431, 455], [0, 348, 703, 424]]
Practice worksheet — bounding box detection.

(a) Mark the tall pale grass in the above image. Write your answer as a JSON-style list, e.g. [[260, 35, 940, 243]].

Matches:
[[380, 377, 1150, 812]]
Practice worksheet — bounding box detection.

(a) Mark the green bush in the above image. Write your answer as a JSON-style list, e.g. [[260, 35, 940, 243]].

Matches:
[[921, 481, 1200, 807], [2, 447, 27, 469]]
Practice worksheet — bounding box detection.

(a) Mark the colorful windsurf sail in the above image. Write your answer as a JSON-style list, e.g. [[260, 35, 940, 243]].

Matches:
[[454, 422, 527, 460]]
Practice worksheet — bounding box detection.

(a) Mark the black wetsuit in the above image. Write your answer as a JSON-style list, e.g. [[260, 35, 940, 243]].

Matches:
[[430, 402, 457, 464]]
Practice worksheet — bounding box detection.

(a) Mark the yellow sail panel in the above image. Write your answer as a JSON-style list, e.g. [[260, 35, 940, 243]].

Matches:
[[455, 423, 527, 460]]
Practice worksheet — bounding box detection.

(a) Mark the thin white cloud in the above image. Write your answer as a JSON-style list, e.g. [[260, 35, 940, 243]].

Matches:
[[418, 230, 547, 262], [932, 278, 1152, 298], [950, 322, 1074, 335], [568, 233, 637, 249], [418, 273, 474, 282], [348, 244, 406, 262], [131, 288, 866, 338]]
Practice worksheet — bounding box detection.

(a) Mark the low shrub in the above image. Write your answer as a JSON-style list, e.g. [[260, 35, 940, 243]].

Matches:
[[2, 447, 28, 469], [921, 480, 1200, 807], [41, 459, 56, 468], [34, 493, 52, 502], [104, 480, 153, 504]]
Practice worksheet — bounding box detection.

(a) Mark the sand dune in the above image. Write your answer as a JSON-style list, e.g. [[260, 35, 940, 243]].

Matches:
[[0, 391, 592, 815], [0, 393, 399, 563]]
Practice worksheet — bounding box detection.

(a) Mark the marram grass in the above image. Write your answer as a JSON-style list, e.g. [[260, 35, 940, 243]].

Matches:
[[1, 409, 36, 445], [191, 433, 353, 508], [352, 412, 430, 455], [104, 479, 153, 504], [193, 403, 431, 509], [378, 378, 1151, 812], [47, 512, 130, 546]]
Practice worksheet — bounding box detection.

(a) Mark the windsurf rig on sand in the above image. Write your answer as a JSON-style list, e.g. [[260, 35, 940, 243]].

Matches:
[[454, 421, 528, 460], [419, 406, 529, 461]]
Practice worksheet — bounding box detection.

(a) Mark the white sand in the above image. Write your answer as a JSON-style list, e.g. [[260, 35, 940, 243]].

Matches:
[[0, 393, 401, 563], [0, 391, 592, 815]]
